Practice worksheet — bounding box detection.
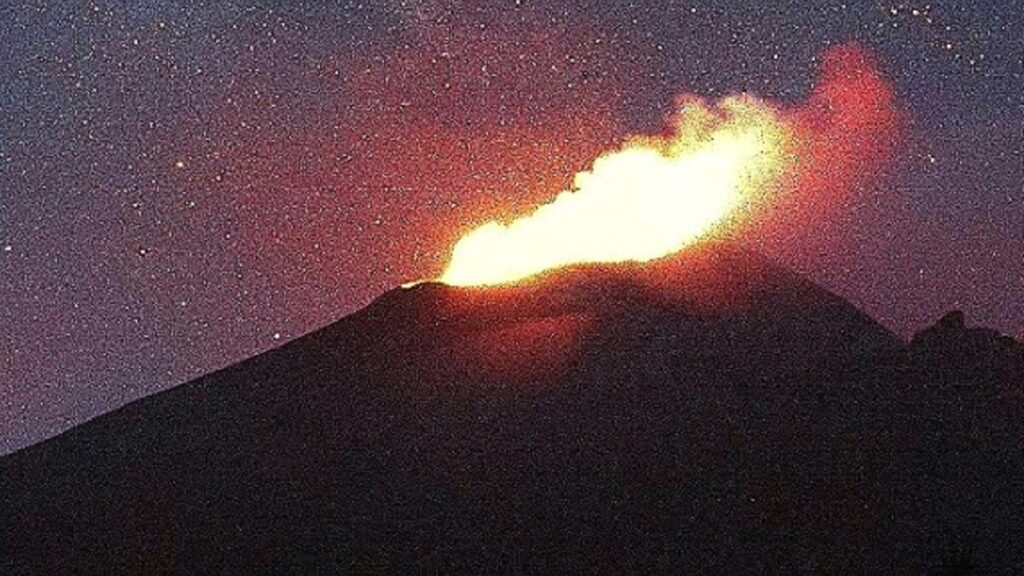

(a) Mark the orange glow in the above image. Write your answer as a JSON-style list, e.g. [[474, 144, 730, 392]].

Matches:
[[440, 97, 792, 286]]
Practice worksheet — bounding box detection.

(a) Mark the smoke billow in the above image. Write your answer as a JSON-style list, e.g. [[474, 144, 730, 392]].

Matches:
[[788, 44, 900, 206], [440, 42, 901, 287]]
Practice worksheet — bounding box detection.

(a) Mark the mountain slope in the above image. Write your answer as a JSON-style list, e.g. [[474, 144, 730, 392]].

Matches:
[[2, 243, 1021, 575]]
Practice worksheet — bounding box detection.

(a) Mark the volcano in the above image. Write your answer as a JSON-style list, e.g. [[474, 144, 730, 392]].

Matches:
[[2, 244, 1022, 575]]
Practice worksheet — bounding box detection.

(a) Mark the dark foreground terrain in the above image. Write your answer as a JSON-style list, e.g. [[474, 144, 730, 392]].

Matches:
[[2, 244, 1022, 575]]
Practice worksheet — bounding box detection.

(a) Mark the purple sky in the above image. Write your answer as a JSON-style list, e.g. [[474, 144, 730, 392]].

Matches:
[[2, 0, 1021, 453]]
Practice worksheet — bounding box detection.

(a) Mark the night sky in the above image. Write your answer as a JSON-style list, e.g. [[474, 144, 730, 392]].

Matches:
[[1, 0, 1021, 453]]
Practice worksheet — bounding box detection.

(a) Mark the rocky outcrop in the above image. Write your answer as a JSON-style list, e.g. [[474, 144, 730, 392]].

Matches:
[[910, 310, 1024, 387]]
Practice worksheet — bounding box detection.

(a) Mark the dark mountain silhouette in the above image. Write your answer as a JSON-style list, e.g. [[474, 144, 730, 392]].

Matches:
[[2, 243, 1021, 575], [910, 310, 1024, 386]]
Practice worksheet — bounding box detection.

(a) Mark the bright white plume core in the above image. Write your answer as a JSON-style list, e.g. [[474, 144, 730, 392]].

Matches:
[[440, 97, 791, 286]]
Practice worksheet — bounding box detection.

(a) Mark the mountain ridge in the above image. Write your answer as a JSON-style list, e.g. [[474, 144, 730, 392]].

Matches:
[[2, 243, 1022, 575]]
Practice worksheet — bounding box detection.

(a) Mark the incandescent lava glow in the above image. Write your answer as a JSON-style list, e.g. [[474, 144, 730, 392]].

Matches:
[[440, 97, 792, 286]]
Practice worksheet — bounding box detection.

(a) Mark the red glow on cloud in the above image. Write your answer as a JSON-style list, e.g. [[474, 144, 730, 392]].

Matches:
[[794, 44, 899, 196], [752, 43, 903, 252], [435, 41, 904, 287]]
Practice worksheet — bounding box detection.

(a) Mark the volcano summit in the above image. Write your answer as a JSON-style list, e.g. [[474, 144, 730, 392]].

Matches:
[[2, 244, 1022, 575]]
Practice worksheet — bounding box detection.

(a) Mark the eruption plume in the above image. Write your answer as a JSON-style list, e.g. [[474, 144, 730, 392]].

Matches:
[[440, 43, 898, 287]]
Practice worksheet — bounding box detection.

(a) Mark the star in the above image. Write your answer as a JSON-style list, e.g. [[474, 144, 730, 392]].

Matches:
[[1, 0, 1020, 455]]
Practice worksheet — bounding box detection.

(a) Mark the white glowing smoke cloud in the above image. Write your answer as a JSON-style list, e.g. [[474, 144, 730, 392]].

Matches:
[[440, 97, 791, 286]]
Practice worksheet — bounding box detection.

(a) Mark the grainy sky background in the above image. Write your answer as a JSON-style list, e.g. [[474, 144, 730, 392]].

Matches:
[[1, 0, 1021, 453]]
